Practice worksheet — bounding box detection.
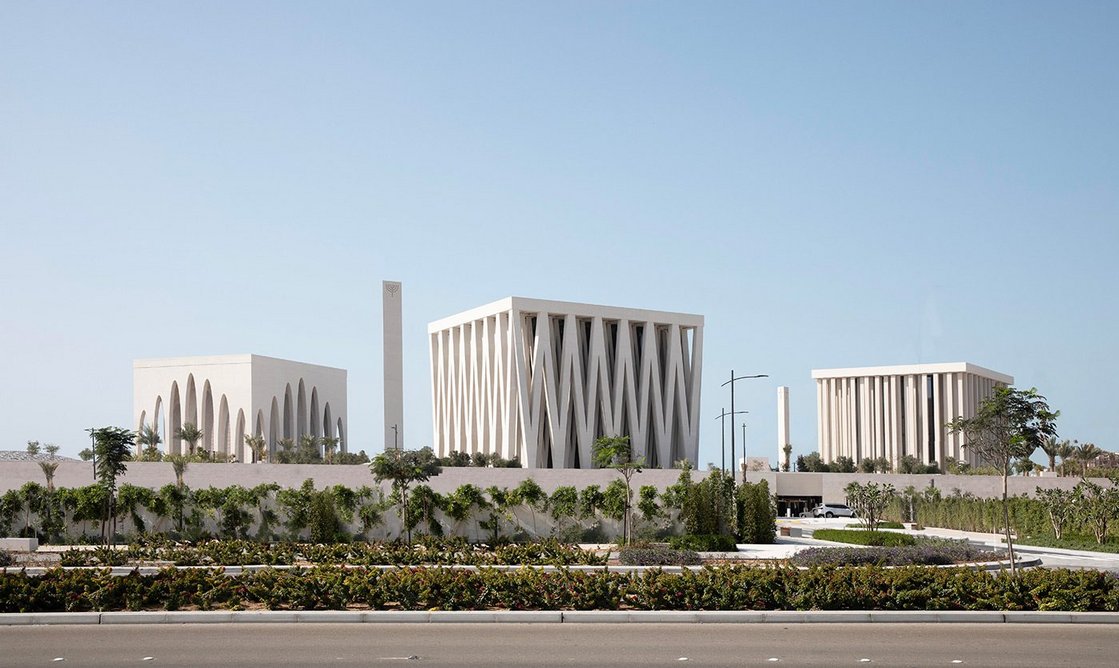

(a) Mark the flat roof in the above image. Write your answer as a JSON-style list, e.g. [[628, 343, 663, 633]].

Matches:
[[133, 354, 346, 373], [429, 297, 704, 332], [811, 362, 1013, 384]]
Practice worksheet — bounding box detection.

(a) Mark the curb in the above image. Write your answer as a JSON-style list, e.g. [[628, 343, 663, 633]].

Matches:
[[3, 610, 1119, 625]]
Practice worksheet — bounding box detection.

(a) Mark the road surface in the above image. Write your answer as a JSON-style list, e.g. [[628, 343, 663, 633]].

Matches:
[[2, 623, 1116, 666]]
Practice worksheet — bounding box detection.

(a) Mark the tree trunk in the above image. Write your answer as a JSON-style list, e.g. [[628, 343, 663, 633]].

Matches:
[[1002, 472, 1017, 575]]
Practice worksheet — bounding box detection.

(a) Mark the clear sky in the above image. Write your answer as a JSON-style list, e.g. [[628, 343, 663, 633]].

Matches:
[[2, 2, 1116, 466]]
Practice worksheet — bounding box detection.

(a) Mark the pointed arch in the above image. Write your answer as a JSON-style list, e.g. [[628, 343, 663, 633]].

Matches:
[[283, 384, 294, 440], [153, 395, 165, 451], [297, 379, 308, 441], [309, 387, 320, 438], [136, 410, 147, 456], [217, 394, 230, 458], [236, 409, 246, 462], [169, 381, 182, 455], [336, 418, 345, 452], [185, 374, 198, 430], [269, 396, 281, 457], [323, 403, 333, 439], [202, 380, 215, 453]]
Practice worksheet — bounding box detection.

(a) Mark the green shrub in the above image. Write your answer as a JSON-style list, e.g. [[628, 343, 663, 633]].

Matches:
[[735, 480, 776, 544], [669, 534, 738, 552], [812, 529, 916, 547], [2, 566, 1118, 612], [618, 545, 702, 566], [0, 550, 12, 567], [848, 521, 904, 529]]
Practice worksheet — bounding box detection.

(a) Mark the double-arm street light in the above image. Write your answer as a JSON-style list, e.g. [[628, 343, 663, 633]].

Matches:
[[721, 371, 768, 484], [715, 408, 748, 473]]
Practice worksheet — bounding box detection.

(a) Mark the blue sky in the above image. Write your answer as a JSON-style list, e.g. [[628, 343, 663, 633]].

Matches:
[[2, 2, 1116, 465]]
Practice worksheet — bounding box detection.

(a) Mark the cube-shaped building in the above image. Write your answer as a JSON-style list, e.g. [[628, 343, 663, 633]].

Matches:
[[812, 362, 1013, 470], [429, 297, 704, 468], [133, 354, 347, 461]]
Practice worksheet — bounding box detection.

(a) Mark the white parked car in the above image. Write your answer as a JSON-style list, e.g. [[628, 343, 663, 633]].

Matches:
[[812, 503, 855, 518]]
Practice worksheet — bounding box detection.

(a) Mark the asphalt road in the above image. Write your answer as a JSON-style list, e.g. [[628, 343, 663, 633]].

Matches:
[[2, 623, 1117, 667]]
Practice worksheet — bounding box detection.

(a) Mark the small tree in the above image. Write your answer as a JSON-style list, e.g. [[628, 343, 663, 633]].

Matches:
[[244, 434, 267, 463], [1073, 478, 1119, 544], [1039, 437, 1061, 473], [512, 478, 547, 537], [844, 481, 895, 531], [592, 435, 643, 545], [369, 447, 442, 544], [25, 441, 41, 457], [169, 456, 188, 532], [89, 426, 134, 546], [321, 436, 340, 464], [1034, 486, 1076, 540], [947, 386, 1058, 574], [1074, 442, 1103, 479], [175, 423, 203, 457], [1056, 440, 1076, 477], [781, 444, 793, 472], [136, 423, 162, 459]]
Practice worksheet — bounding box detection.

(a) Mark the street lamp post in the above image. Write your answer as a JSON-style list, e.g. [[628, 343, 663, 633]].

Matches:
[[715, 408, 748, 473], [742, 421, 748, 478], [721, 371, 768, 485]]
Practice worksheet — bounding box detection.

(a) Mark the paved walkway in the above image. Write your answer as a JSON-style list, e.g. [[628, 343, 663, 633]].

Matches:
[[777, 518, 1119, 571]]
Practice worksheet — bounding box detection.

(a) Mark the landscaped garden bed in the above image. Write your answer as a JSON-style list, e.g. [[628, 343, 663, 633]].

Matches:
[[1, 565, 1116, 612], [56, 537, 608, 567]]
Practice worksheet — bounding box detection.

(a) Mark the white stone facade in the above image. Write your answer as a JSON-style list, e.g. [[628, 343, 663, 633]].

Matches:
[[133, 355, 347, 461], [382, 281, 404, 450], [429, 297, 704, 468], [812, 363, 1013, 469]]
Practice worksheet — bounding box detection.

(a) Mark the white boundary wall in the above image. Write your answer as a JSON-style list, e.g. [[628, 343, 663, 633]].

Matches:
[[429, 298, 704, 469]]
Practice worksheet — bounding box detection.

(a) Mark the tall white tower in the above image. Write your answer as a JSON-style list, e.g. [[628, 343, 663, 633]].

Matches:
[[777, 386, 790, 470], [382, 281, 404, 450]]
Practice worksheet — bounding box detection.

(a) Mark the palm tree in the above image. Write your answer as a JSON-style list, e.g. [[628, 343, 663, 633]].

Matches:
[[1039, 436, 1061, 473], [321, 437, 339, 464], [169, 455, 188, 532], [137, 423, 162, 459], [1075, 442, 1103, 478], [38, 461, 59, 492], [1056, 440, 1076, 476], [244, 434, 267, 463], [175, 423, 203, 457]]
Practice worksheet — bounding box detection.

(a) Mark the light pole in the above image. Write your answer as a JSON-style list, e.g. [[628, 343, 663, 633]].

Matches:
[[390, 424, 399, 450], [722, 371, 768, 485], [741, 421, 748, 479], [715, 408, 748, 473]]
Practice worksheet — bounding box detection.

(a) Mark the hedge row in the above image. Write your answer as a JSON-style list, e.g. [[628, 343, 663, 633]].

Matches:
[[2, 566, 1117, 612], [58, 538, 606, 567], [812, 529, 917, 547]]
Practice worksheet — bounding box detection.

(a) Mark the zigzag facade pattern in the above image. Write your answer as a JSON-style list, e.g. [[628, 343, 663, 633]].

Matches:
[[429, 298, 704, 468]]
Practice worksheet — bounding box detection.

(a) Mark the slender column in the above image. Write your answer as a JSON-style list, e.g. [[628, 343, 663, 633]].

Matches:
[[828, 378, 838, 461], [859, 378, 868, 460], [874, 376, 885, 459], [904, 375, 917, 459], [816, 381, 825, 462], [918, 373, 930, 464], [932, 373, 943, 467], [845, 378, 853, 462], [382, 281, 404, 450]]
